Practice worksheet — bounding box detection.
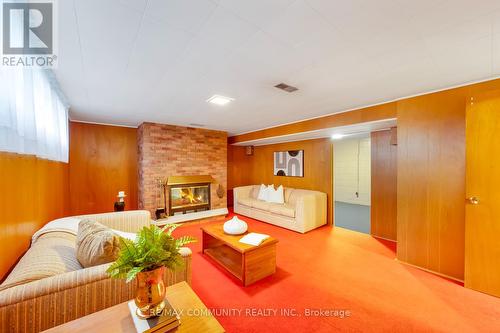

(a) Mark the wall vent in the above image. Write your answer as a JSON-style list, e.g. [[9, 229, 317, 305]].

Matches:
[[274, 83, 298, 93]]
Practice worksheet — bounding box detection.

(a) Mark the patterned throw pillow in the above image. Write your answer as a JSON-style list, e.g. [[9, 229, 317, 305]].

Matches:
[[76, 219, 121, 268]]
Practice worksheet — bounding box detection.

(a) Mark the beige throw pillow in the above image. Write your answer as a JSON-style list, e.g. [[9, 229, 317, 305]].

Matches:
[[76, 219, 121, 268]]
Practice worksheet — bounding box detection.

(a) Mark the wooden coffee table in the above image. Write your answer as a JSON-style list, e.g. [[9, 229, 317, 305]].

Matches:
[[43, 282, 224, 333], [201, 223, 278, 286]]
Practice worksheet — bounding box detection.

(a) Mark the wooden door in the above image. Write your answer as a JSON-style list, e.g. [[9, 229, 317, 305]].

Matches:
[[465, 90, 500, 297]]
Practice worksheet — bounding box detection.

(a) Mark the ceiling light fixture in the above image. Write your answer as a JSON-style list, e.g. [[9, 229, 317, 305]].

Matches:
[[331, 134, 345, 140], [207, 95, 234, 106]]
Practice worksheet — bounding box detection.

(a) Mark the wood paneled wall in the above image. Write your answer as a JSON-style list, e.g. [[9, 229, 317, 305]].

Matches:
[[371, 130, 397, 241], [395, 79, 500, 279], [227, 139, 333, 225], [69, 122, 138, 215], [0, 153, 69, 280], [397, 89, 467, 280], [227, 146, 251, 190]]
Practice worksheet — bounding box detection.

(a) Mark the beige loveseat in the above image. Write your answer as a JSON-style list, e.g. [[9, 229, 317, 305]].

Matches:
[[233, 185, 327, 233], [0, 210, 192, 333]]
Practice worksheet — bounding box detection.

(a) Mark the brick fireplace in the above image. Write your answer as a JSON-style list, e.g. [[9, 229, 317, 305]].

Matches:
[[137, 123, 227, 218]]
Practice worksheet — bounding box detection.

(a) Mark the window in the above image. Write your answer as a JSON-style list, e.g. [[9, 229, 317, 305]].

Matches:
[[0, 68, 69, 162]]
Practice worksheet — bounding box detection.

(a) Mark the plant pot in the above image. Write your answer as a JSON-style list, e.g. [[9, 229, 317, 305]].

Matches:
[[134, 266, 166, 319]]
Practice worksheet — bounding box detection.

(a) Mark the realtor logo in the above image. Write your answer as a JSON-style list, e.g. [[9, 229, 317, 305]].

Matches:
[[1, 0, 57, 67]]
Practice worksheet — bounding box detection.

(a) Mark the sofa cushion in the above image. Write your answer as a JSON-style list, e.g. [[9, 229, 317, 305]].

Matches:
[[238, 197, 256, 208], [288, 189, 310, 206], [250, 185, 260, 199], [283, 187, 294, 203], [252, 200, 272, 211], [269, 203, 296, 218], [76, 219, 121, 268], [0, 232, 82, 292]]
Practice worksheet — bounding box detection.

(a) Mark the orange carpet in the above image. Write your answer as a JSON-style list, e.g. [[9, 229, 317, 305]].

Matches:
[[173, 212, 500, 332]]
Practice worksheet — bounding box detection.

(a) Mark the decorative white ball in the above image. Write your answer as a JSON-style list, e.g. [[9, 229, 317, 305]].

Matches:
[[223, 216, 248, 235]]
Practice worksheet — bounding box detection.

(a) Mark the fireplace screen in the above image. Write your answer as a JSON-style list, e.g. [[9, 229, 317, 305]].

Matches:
[[169, 184, 210, 214]]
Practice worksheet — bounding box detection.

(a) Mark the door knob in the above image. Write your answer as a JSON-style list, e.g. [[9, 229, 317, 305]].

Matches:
[[467, 197, 480, 205]]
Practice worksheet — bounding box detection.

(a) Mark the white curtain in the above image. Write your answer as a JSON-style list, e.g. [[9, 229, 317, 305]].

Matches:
[[0, 68, 69, 163]]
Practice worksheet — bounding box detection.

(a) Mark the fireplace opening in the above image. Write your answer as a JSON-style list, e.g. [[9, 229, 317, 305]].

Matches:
[[170, 184, 210, 214], [167, 176, 214, 215]]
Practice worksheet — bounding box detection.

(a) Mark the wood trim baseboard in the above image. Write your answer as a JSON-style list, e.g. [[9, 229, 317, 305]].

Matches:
[[395, 258, 464, 283], [371, 234, 397, 243]]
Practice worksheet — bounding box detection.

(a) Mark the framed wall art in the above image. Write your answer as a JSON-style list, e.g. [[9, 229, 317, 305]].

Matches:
[[273, 150, 304, 177]]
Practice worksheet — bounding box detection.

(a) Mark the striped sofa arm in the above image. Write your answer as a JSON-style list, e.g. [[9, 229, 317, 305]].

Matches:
[[0, 248, 192, 333], [76, 210, 152, 233]]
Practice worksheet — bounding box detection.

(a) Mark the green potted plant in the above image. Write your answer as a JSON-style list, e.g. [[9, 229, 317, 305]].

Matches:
[[107, 224, 196, 318]]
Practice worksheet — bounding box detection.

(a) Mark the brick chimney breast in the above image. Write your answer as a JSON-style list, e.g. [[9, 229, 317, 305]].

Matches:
[[137, 122, 227, 218]]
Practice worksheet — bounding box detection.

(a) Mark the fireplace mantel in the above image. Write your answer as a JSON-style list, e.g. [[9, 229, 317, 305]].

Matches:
[[167, 175, 214, 186]]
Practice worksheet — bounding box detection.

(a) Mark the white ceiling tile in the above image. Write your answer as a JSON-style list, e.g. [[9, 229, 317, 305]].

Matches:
[[306, 0, 424, 58], [493, 10, 500, 34], [186, 6, 258, 54], [217, 30, 318, 85], [75, 0, 142, 72], [305, 0, 368, 23], [74, 0, 144, 113], [426, 36, 492, 84], [493, 35, 500, 76], [55, 0, 89, 111], [218, 0, 294, 30], [59, 0, 500, 134], [263, 1, 340, 48], [145, 0, 217, 35], [492, 11, 500, 75], [119, 19, 194, 106], [144, 6, 258, 112], [145, 64, 201, 112], [118, 0, 147, 12], [412, 0, 500, 38], [374, 40, 435, 75]]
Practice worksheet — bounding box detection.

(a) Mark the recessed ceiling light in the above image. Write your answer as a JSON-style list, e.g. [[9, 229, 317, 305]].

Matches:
[[331, 134, 345, 140], [207, 95, 234, 106]]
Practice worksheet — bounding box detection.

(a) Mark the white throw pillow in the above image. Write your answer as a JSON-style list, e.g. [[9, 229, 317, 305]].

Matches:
[[257, 184, 269, 201], [267, 185, 285, 204], [266, 185, 275, 201]]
